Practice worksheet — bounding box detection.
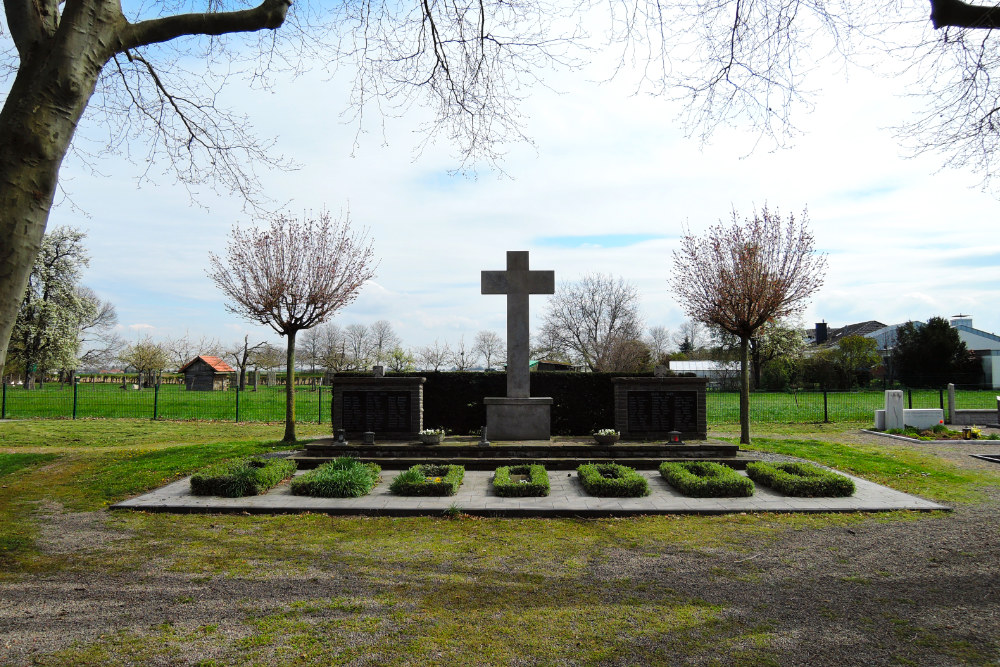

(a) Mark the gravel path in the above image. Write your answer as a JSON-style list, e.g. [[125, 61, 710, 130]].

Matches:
[[2, 432, 999, 665]]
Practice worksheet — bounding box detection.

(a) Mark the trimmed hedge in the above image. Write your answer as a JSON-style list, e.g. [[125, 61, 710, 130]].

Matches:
[[190, 456, 296, 497], [290, 457, 382, 498], [493, 464, 550, 497], [746, 461, 856, 497], [658, 461, 754, 498], [577, 463, 650, 497], [389, 464, 465, 496]]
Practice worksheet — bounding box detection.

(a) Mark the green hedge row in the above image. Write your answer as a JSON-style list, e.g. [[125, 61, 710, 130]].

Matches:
[[577, 463, 650, 497], [190, 456, 296, 497], [389, 464, 465, 496], [746, 461, 856, 497], [335, 370, 665, 435], [659, 461, 754, 498], [493, 464, 550, 497], [290, 457, 382, 498]]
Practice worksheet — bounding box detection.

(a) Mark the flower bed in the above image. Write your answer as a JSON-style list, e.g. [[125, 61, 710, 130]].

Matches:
[[658, 461, 754, 498], [493, 464, 550, 497], [190, 456, 296, 497], [389, 464, 465, 496], [745, 461, 855, 497], [577, 463, 649, 497], [290, 457, 382, 498], [886, 425, 1000, 441]]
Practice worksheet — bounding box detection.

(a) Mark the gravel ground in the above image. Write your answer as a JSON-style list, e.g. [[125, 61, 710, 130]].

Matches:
[[2, 432, 999, 665]]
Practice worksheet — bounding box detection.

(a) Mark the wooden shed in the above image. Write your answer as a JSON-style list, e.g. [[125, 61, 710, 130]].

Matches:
[[179, 355, 235, 391]]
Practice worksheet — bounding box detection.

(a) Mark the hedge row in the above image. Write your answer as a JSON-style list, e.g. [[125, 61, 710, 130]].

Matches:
[[389, 464, 465, 496], [290, 457, 382, 498], [577, 463, 650, 497], [335, 370, 666, 435], [190, 456, 296, 497], [746, 461, 856, 497], [659, 461, 754, 498], [493, 464, 550, 497]]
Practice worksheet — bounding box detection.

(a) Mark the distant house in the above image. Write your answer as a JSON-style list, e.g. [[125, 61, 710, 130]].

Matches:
[[179, 355, 235, 391], [868, 316, 1000, 389], [668, 360, 740, 389], [808, 320, 887, 346], [529, 359, 578, 372]]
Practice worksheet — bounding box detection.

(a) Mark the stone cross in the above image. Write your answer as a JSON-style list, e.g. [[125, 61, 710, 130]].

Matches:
[[482, 251, 555, 398]]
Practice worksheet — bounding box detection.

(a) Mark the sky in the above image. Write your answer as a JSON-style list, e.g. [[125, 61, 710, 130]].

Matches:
[[35, 7, 1000, 357]]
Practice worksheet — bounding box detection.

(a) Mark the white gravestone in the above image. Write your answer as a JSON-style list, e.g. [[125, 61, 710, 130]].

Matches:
[[885, 390, 904, 430]]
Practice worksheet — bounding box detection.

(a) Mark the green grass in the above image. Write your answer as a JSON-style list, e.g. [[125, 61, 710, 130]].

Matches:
[[2, 418, 1000, 664]]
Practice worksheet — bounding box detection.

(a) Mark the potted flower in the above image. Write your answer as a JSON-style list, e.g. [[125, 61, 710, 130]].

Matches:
[[593, 428, 620, 445], [418, 428, 445, 445]]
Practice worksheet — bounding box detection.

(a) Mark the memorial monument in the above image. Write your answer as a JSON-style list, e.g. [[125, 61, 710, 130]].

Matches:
[[481, 250, 555, 440]]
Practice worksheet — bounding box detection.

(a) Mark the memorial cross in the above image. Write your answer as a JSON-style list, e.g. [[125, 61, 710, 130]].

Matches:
[[482, 251, 555, 398]]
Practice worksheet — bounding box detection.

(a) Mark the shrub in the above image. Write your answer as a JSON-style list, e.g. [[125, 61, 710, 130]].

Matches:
[[290, 457, 382, 498], [190, 456, 296, 497], [389, 464, 465, 496], [746, 461, 855, 497], [577, 463, 649, 497], [493, 464, 550, 497], [659, 461, 754, 498]]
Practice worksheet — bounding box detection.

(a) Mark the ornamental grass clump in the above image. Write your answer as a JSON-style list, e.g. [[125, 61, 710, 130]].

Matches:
[[659, 461, 754, 498], [190, 456, 296, 497], [493, 464, 550, 497], [290, 457, 382, 498], [577, 463, 649, 497], [389, 464, 465, 496], [746, 461, 855, 497]]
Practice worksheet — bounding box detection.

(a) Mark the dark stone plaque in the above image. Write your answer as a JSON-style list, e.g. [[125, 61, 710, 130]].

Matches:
[[626, 390, 697, 433], [342, 391, 411, 432]]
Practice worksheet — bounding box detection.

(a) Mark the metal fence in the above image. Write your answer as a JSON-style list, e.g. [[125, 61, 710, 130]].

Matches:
[[2, 381, 995, 425]]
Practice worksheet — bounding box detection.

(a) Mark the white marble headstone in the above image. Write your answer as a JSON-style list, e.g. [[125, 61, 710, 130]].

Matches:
[[885, 390, 904, 430]]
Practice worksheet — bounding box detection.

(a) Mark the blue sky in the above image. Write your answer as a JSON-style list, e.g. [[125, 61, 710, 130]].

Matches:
[[35, 18, 1000, 354]]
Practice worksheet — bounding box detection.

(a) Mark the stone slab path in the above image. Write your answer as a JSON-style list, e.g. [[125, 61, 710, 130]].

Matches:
[[111, 468, 948, 517]]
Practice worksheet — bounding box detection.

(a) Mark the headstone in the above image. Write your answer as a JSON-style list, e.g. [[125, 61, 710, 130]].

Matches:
[[654, 365, 669, 378], [362, 431, 375, 445], [948, 383, 956, 424], [252, 370, 259, 391], [267, 370, 276, 386], [373, 365, 385, 378], [481, 250, 555, 440], [885, 390, 904, 430], [323, 370, 335, 386]]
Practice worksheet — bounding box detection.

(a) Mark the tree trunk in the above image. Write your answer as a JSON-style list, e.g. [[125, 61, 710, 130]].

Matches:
[[739, 335, 751, 445], [0, 10, 117, 378], [283, 330, 297, 443]]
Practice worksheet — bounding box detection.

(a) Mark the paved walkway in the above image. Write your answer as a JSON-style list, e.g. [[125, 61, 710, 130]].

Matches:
[[111, 468, 949, 517]]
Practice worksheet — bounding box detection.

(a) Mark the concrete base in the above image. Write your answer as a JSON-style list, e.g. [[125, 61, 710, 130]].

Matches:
[[485, 397, 553, 440], [875, 408, 944, 430]]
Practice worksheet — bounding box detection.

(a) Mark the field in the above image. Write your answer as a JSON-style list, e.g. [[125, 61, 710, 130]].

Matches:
[[2, 418, 1000, 664], [2, 382, 993, 425]]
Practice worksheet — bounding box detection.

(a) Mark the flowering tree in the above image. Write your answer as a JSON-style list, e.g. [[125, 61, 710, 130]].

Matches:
[[670, 207, 826, 444], [208, 211, 377, 442]]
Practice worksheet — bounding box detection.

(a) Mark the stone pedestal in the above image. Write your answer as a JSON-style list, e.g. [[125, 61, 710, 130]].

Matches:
[[485, 397, 553, 440], [885, 390, 904, 430]]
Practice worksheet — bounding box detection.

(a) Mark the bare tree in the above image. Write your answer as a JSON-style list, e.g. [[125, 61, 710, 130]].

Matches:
[[369, 320, 401, 366], [315, 323, 348, 372], [474, 330, 505, 370], [540, 273, 644, 371], [672, 320, 710, 357], [164, 333, 222, 371], [386, 346, 417, 372], [118, 336, 170, 388], [344, 323, 373, 370], [645, 325, 671, 365], [450, 335, 479, 371], [208, 210, 376, 442], [250, 343, 285, 387], [417, 339, 452, 372], [74, 287, 123, 371], [225, 335, 267, 391], [671, 207, 826, 444]]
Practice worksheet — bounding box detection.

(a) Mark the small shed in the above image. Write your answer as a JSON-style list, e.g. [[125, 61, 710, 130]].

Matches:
[[179, 355, 235, 391]]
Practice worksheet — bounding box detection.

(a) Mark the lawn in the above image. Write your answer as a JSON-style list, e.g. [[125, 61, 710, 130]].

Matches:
[[1, 418, 999, 665]]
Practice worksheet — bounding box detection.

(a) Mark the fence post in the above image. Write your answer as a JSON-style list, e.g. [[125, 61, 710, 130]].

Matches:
[[72, 377, 79, 419], [939, 388, 944, 411], [908, 389, 913, 409], [153, 381, 159, 420], [2, 380, 7, 420], [318, 386, 323, 424], [823, 389, 829, 423], [235, 385, 240, 423]]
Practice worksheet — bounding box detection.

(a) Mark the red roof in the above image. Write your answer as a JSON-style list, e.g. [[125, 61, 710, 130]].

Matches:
[[179, 355, 236, 373]]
